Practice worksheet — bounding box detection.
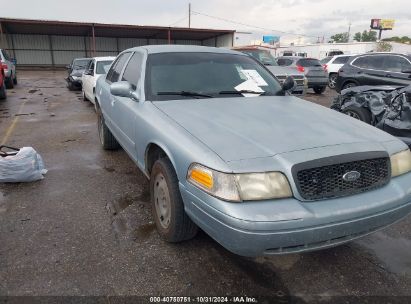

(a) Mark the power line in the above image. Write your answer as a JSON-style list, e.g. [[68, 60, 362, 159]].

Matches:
[[191, 10, 325, 39]]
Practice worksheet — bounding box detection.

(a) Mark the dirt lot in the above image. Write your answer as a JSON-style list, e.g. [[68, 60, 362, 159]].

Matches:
[[1, 71, 411, 301]]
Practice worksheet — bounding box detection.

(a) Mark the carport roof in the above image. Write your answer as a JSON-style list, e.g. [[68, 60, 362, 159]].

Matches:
[[0, 18, 235, 40]]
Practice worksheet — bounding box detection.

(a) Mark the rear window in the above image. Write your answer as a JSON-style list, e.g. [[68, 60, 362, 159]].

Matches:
[[333, 56, 350, 64], [320, 57, 332, 64], [297, 58, 322, 67], [277, 58, 293, 66]]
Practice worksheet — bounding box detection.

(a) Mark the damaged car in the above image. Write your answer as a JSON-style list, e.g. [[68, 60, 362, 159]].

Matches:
[[66, 58, 91, 90], [332, 85, 411, 148], [96, 45, 411, 257]]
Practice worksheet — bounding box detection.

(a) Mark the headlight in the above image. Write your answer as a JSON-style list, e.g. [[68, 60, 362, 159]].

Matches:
[[390, 149, 411, 177], [187, 163, 292, 202]]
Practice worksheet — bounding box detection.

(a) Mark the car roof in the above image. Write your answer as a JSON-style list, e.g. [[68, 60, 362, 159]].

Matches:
[[92, 56, 116, 61], [352, 52, 410, 57], [125, 45, 245, 56], [73, 58, 91, 61]]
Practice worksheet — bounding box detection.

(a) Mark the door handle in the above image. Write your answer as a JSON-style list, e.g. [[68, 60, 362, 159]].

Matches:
[[110, 98, 116, 107]]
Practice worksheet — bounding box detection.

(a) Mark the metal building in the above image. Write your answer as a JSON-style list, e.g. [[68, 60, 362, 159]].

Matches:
[[0, 18, 235, 67]]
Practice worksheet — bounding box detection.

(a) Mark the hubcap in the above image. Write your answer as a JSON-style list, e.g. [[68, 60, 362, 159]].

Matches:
[[153, 173, 171, 229], [329, 75, 337, 88]]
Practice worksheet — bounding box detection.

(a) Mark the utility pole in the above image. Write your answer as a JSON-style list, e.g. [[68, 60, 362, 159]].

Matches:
[[347, 22, 351, 42], [188, 3, 191, 28]]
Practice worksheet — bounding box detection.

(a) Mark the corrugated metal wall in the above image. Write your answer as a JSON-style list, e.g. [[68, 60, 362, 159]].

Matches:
[[3, 32, 233, 66]]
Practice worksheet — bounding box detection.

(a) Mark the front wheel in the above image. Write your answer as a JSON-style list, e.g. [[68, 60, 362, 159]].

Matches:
[[97, 108, 120, 150], [13, 73, 17, 85], [82, 90, 88, 101], [150, 158, 198, 242], [313, 86, 326, 94], [328, 74, 337, 89], [342, 105, 372, 124]]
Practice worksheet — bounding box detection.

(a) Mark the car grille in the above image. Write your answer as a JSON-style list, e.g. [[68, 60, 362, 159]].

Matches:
[[276, 75, 305, 87], [293, 153, 391, 200]]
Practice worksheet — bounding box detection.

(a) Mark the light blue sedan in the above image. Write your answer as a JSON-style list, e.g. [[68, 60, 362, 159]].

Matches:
[[95, 45, 411, 257]]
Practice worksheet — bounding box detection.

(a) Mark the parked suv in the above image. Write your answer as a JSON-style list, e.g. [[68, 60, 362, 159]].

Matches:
[[278, 56, 328, 94], [95, 45, 411, 257], [233, 47, 307, 95], [335, 53, 411, 93], [66, 58, 92, 90], [321, 54, 355, 89], [0, 49, 17, 89]]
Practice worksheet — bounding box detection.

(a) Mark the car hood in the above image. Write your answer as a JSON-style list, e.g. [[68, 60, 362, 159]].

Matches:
[[266, 65, 304, 76], [154, 96, 396, 162]]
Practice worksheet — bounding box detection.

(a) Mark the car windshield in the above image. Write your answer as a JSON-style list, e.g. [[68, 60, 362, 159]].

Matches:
[[73, 59, 91, 69], [145, 52, 283, 101], [96, 60, 113, 74], [238, 50, 278, 66]]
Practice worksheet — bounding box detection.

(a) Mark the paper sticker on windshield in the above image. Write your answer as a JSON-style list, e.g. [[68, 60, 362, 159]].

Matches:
[[235, 79, 264, 97], [241, 70, 268, 86]]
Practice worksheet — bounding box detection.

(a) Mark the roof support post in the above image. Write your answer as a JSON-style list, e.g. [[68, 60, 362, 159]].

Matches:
[[0, 22, 4, 49], [168, 28, 171, 45], [92, 23, 96, 56], [48, 35, 55, 67]]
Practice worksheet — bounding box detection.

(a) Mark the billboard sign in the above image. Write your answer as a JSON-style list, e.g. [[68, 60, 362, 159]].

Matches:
[[370, 19, 395, 30], [263, 35, 280, 44]]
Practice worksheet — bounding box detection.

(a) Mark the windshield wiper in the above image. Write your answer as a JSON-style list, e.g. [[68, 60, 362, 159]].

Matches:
[[218, 90, 268, 95], [156, 91, 213, 98]]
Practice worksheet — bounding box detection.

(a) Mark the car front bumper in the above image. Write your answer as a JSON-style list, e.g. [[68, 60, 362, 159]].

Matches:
[[180, 172, 411, 257], [67, 76, 82, 87]]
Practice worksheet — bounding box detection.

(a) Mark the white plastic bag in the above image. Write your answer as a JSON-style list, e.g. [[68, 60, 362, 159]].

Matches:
[[0, 147, 47, 183]]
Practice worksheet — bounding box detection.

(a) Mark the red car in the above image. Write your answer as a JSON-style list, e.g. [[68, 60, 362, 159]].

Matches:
[[0, 65, 6, 100], [0, 65, 7, 99]]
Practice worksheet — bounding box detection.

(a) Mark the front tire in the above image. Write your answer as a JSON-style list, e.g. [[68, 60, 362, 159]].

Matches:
[[82, 90, 88, 101], [342, 105, 372, 124], [97, 108, 120, 150], [313, 86, 326, 94], [13, 74, 17, 85], [150, 158, 198, 243], [342, 82, 357, 90]]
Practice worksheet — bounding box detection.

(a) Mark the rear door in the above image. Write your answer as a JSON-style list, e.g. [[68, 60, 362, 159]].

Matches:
[[82, 60, 94, 100], [381, 54, 411, 86]]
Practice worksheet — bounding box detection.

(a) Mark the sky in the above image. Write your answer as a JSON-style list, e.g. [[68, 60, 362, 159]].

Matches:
[[1, 0, 410, 45]]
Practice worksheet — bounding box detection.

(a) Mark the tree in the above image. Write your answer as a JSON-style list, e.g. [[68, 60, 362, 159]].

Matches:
[[376, 41, 393, 52], [353, 30, 377, 42], [330, 32, 349, 43], [382, 36, 411, 44]]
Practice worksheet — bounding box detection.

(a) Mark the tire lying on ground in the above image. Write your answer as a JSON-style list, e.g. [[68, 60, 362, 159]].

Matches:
[[342, 105, 372, 124]]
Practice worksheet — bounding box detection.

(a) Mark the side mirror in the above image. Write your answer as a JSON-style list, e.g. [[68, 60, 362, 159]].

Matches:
[[282, 76, 296, 92], [110, 81, 139, 101], [84, 70, 92, 76]]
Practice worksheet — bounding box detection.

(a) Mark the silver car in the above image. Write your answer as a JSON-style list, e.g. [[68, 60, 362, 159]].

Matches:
[[96, 45, 411, 257], [0, 49, 17, 89]]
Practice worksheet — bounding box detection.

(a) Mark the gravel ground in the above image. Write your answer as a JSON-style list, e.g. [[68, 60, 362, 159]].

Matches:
[[0, 71, 410, 302]]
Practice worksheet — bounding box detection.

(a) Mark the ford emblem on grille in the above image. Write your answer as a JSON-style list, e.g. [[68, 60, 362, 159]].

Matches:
[[342, 171, 361, 182]]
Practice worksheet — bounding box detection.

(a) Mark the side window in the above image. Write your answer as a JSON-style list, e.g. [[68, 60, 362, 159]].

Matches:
[[383, 55, 411, 73], [334, 56, 350, 64], [106, 53, 131, 83], [121, 52, 144, 90], [87, 60, 95, 74], [353, 56, 383, 70]]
